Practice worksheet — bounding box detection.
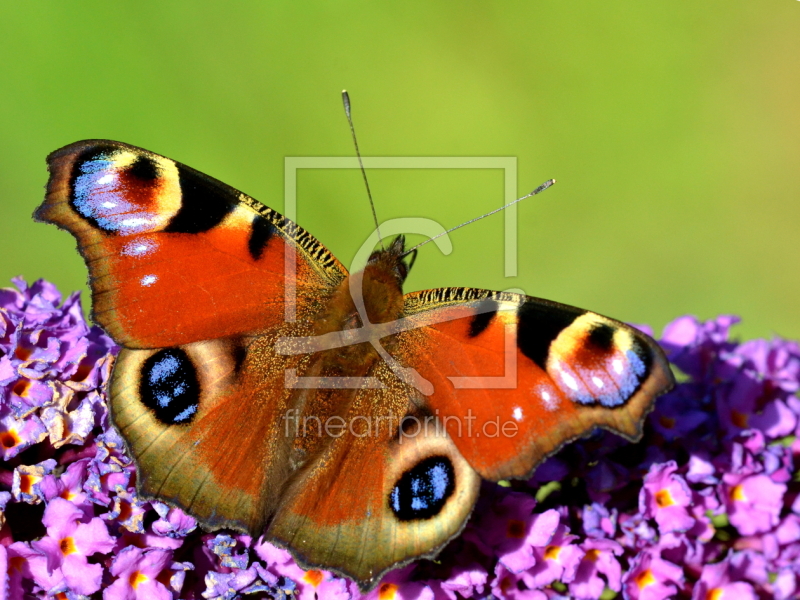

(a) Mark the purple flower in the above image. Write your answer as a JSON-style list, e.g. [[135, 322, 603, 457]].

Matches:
[[639, 461, 695, 534], [6, 540, 64, 597], [40, 390, 98, 449], [581, 503, 618, 539], [490, 563, 547, 600], [2, 278, 800, 599], [103, 488, 149, 533], [104, 546, 182, 600], [723, 472, 786, 535], [41, 458, 91, 511], [622, 547, 684, 600], [437, 562, 488, 600], [30, 497, 115, 595], [525, 523, 584, 587], [466, 490, 559, 573], [690, 558, 756, 600], [151, 501, 197, 538], [357, 565, 434, 600], [568, 538, 623, 599], [660, 314, 739, 380], [0, 409, 47, 460], [12, 459, 56, 504]]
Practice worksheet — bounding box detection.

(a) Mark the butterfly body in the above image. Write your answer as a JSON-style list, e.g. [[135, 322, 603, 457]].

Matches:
[[35, 140, 674, 590]]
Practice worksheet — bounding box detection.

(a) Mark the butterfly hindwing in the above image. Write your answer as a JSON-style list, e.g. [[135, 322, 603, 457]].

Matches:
[[110, 323, 316, 534], [398, 288, 674, 480], [35, 140, 345, 348], [266, 360, 480, 590]]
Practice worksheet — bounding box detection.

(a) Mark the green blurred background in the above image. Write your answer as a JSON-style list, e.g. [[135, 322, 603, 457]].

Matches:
[[1, 2, 798, 341]]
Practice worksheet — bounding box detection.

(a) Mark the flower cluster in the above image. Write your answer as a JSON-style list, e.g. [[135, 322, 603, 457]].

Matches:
[[1, 277, 798, 599]]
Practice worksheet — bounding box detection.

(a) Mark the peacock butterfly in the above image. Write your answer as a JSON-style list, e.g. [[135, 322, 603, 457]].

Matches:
[[34, 124, 674, 590]]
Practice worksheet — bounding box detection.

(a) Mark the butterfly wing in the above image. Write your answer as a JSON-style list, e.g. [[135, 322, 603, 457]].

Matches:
[[397, 288, 674, 481], [35, 140, 344, 533], [266, 359, 480, 591], [35, 140, 346, 348], [261, 286, 672, 590]]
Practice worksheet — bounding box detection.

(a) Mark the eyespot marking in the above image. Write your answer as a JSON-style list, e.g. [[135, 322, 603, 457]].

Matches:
[[389, 456, 455, 521], [546, 313, 652, 408], [139, 348, 200, 425], [68, 147, 175, 234]]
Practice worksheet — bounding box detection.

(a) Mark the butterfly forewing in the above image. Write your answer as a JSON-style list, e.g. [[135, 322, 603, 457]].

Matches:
[[35, 140, 345, 348], [398, 288, 673, 481]]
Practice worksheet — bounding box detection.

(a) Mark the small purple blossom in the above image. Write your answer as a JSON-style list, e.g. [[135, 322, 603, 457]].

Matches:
[[723, 472, 786, 536], [622, 547, 684, 600], [639, 461, 695, 534], [31, 497, 116, 595], [690, 558, 757, 600], [104, 546, 181, 600], [568, 538, 622, 599], [525, 523, 584, 588]]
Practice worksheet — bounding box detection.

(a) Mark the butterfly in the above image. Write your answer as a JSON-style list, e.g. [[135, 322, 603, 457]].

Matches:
[[34, 137, 674, 591]]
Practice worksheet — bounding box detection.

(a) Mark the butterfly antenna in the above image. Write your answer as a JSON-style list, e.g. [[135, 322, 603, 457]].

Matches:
[[399, 179, 556, 258], [342, 90, 384, 250]]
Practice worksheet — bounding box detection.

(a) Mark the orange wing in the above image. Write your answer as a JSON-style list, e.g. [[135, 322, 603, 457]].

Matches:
[[398, 288, 674, 481], [35, 140, 345, 348]]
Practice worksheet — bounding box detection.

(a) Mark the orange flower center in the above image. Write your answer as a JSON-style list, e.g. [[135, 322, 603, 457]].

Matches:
[[378, 583, 398, 600], [544, 545, 561, 561], [635, 569, 656, 589], [60, 537, 77, 556], [12, 379, 31, 397], [731, 410, 749, 428], [655, 488, 675, 508], [303, 570, 324, 588], [9, 556, 25, 572], [584, 549, 600, 562], [658, 415, 676, 429], [19, 473, 37, 494], [506, 519, 526, 539], [129, 571, 148, 589], [117, 500, 133, 522], [70, 362, 93, 382], [14, 346, 32, 361], [706, 589, 723, 600], [0, 430, 20, 449], [731, 484, 747, 501]]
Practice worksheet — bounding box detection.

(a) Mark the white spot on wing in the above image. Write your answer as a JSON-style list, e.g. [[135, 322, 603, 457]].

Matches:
[[534, 387, 559, 411], [96, 174, 114, 185], [512, 407, 523, 421], [141, 275, 157, 287], [560, 370, 579, 392], [122, 239, 158, 257], [592, 376, 604, 389], [612, 359, 624, 375], [119, 217, 153, 229]]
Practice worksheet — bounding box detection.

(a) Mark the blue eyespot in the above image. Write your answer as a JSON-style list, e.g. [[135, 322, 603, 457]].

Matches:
[[389, 456, 455, 521], [139, 348, 200, 425]]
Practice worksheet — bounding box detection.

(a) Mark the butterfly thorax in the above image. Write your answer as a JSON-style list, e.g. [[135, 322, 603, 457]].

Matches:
[[312, 236, 411, 337]]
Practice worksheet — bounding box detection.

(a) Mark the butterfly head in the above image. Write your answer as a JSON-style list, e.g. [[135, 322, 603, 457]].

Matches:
[[366, 235, 416, 287]]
